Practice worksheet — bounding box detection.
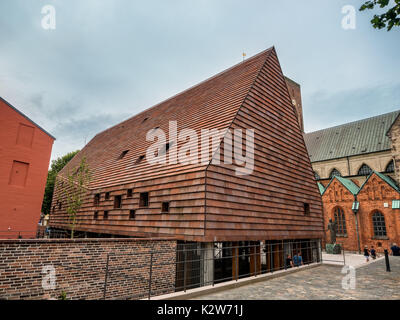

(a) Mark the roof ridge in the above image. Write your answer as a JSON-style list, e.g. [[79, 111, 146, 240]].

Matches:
[[93, 47, 275, 139], [322, 175, 359, 196], [205, 47, 274, 170], [305, 109, 400, 135], [321, 171, 400, 197], [0, 96, 56, 140]]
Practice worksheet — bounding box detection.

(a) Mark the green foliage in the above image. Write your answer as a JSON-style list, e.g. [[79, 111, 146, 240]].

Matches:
[[58, 291, 68, 300], [360, 0, 400, 31], [42, 150, 80, 215], [60, 157, 91, 239]]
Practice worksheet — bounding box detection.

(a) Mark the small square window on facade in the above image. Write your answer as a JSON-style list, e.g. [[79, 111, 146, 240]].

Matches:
[[139, 192, 149, 207], [304, 203, 310, 215], [129, 210, 136, 220], [127, 189, 133, 198], [94, 193, 100, 206], [162, 202, 170, 213], [94, 211, 99, 220], [105, 192, 110, 200], [114, 195, 122, 209], [104, 211, 109, 220]]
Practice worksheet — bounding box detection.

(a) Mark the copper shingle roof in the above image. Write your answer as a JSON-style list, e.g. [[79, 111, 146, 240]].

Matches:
[[304, 110, 400, 163], [60, 48, 274, 189]]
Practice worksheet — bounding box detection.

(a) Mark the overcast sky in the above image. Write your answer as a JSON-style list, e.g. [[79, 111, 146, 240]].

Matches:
[[1, 0, 399, 162]]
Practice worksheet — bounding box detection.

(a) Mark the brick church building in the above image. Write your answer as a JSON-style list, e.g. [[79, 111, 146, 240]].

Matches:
[[305, 111, 400, 253], [49, 47, 324, 283]]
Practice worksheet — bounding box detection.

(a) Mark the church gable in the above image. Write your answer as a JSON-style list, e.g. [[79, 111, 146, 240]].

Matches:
[[322, 179, 355, 203], [357, 172, 400, 201]]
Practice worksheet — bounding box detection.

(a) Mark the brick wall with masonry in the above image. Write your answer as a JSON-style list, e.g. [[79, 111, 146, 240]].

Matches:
[[0, 238, 176, 300]]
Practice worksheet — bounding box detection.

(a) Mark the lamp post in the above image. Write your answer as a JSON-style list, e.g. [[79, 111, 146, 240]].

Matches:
[[352, 199, 361, 254]]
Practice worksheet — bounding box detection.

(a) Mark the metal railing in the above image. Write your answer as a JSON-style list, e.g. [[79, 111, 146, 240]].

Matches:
[[103, 239, 322, 300], [0, 228, 78, 239], [320, 242, 346, 265]]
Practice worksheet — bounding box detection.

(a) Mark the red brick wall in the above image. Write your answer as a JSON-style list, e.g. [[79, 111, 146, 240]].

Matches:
[[322, 176, 400, 253], [0, 238, 176, 300], [0, 99, 54, 235]]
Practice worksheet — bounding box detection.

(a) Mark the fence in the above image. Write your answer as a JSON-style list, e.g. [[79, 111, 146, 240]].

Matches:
[[320, 242, 346, 265], [103, 239, 322, 300], [0, 228, 89, 240], [0, 236, 322, 300]]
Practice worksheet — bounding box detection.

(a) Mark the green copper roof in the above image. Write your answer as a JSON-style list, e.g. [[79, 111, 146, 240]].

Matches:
[[304, 111, 400, 162], [335, 176, 360, 195], [317, 182, 325, 195], [374, 171, 400, 192]]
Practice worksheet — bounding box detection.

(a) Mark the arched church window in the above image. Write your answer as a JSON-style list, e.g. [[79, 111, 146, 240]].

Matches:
[[334, 207, 347, 235], [329, 168, 342, 179], [385, 160, 394, 173], [358, 164, 373, 176], [372, 211, 387, 237]]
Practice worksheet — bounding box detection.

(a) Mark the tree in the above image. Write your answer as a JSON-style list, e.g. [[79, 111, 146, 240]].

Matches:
[[360, 0, 400, 31], [59, 157, 91, 239], [42, 150, 80, 215], [61, 157, 91, 239]]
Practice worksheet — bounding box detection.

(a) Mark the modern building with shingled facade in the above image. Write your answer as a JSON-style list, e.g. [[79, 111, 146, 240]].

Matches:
[[49, 47, 324, 283]]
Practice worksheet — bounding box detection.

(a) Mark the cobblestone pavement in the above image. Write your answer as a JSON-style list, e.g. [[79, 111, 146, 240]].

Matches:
[[193, 257, 400, 300]]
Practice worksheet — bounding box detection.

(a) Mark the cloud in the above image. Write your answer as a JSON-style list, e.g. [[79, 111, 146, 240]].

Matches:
[[0, 0, 399, 163], [304, 83, 400, 132]]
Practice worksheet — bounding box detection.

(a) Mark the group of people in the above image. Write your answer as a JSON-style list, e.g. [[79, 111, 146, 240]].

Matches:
[[285, 252, 303, 269], [363, 243, 400, 262]]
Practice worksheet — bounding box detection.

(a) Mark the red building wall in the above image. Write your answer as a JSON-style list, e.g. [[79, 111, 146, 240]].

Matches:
[[322, 175, 400, 253], [0, 98, 54, 237]]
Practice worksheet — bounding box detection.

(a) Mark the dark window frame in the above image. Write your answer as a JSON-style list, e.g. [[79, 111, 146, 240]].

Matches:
[[94, 193, 100, 206], [118, 150, 129, 160], [372, 211, 387, 237], [162, 202, 170, 213], [127, 189, 133, 198], [114, 195, 122, 209], [334, 207, 347, 236], [303, 203, 310, 215], [329, 169, 342, 179], [358, 164, 373, 176], [385, 160, 395, 173], [135, 155, 145, 165], [139, 192, 149, 207]]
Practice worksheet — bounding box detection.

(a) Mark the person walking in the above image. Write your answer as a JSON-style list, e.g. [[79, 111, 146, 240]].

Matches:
[[370, 246, 377, 260], [364, 246, 370, 262], [390, 243, 400, 256]]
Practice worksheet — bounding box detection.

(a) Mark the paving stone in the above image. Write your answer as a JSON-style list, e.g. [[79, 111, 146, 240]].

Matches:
[[193, 257, 400, 300]]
